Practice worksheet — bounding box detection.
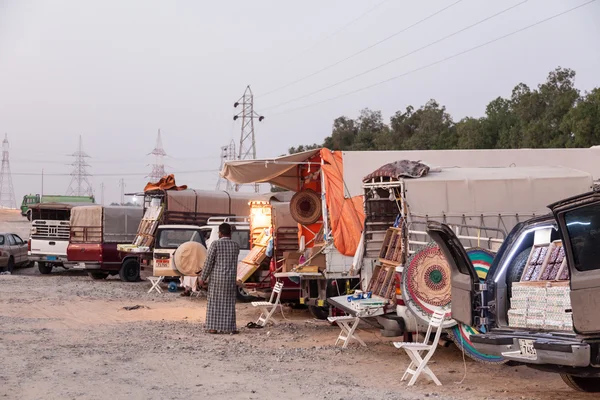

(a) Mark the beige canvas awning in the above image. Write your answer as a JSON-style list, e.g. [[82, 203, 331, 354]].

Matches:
[[220, 149, 321, 191]]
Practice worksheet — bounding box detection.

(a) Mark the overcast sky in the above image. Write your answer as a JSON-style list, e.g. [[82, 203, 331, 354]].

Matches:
[[0, 0, 598, 205]]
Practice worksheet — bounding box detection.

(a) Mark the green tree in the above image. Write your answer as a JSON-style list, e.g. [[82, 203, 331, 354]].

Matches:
[[562, 88, 600, 148]]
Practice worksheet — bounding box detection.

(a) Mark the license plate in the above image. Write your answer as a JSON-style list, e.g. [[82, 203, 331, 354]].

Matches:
[[156, 259, 169, 265], [47, 256, 57, 261], [518, 339, 537, 358]]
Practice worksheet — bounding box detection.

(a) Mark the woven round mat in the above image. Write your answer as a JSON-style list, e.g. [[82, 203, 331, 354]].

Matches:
[[448, 247, 506, 364], [402, 242, 456, 328], [290, 189, 321, 225], [173, 241, 207, 276]]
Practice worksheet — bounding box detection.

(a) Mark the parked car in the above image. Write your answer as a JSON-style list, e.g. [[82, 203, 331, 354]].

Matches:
[[427, 190, 600, 393], [0, 233, 30, 272]]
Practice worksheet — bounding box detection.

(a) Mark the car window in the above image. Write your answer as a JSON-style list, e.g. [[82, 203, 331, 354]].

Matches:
[[0, 235, 4, 245], [200, 229, 212, 243], [231, 230, 250, 250], [7, 235, 16, 246], [157, 229, 204, 249], [12, 235, 24, 245], [564, 203, 600, 272]]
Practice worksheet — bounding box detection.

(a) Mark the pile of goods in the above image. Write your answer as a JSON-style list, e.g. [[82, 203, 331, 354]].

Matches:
[[508, 240, 572, 331], [508, 282, 572, 331]]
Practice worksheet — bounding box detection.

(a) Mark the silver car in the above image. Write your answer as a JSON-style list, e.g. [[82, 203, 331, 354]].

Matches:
[[0, 233, 29, 272]]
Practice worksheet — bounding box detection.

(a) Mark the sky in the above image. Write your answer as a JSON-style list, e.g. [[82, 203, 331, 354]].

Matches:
[[0, 0, 599, 205]]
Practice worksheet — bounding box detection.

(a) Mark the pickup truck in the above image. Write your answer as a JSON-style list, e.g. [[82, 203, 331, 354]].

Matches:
[[66, 205, 143, 281], [428, 190, 600, 393]]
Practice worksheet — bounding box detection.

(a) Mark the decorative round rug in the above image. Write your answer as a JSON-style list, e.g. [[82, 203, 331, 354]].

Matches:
[[448, 247, 506, 364], [402, 242, 456, 329]]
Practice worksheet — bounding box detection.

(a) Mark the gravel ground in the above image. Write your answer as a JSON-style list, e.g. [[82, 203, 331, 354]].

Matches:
[[1, 269, 597, 400], [0, 211, 596, 399]]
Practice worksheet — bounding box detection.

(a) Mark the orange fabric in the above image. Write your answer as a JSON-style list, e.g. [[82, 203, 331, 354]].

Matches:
[[320, 150, 365, 257], [143, 174, 188, 192]]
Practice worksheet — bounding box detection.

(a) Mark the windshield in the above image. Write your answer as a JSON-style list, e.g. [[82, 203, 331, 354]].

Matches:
[[156, 229, 205, 249]]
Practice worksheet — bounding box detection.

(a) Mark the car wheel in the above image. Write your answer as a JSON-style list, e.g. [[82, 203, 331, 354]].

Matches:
[[89, 272, 109, 280], [7, 257, 15, 273], [560, 374, 600, 392], [308, 305, 330, 320], [236, 286, 256, 302], [119, 258, 140, 282], [38, 262, 53, 275]]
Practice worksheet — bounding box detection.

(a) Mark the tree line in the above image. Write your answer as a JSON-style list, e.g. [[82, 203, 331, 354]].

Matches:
[[288, 67, 600, 154]]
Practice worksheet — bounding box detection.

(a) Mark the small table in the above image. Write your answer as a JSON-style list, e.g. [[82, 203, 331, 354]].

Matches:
[[327, 315, 366, 349], [147, 276, 164, 293], [326, 295, 386, 349]]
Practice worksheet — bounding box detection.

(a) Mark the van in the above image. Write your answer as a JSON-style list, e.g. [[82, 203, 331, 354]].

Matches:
[[427, 190, 600, 392]]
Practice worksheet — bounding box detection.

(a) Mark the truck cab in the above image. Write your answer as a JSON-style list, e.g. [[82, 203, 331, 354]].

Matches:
[[427, 190, 600, 393], [28, 203, 83, 274], [152, 225, 206, 276]]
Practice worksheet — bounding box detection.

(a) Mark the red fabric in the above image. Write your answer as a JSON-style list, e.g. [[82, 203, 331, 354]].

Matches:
[[320, 150, 365, 257]]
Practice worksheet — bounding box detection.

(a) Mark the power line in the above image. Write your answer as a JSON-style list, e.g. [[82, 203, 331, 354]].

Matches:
[[270, 0, 597, 117], [262, 0, 530, 111], [259, 0, 391, 80], [259, 0, 463, 98], [10, 169, 219, 177]]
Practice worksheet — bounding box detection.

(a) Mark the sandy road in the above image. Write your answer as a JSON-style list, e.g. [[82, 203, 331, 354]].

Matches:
[[0, 268, 596, 400]]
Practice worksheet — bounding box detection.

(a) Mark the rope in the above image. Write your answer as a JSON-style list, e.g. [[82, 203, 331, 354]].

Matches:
[[454, 332, 468, 385]]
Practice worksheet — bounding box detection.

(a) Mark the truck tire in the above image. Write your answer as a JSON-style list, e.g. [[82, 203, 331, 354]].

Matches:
[[7, 257, 15, 273], [560, 374, 600, 392], [26, 209, 32, 222], [38, 262, 53, 275], [308, 305, 329, 320], [89, 272, 109, 280], [119, 258, 140, 282]]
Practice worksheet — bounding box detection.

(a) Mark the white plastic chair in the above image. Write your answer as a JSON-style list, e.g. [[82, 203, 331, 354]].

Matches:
[[251, 281, 284, 327], [393, 310, 446, 386]]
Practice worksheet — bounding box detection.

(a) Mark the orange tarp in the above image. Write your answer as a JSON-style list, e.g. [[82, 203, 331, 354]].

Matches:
[[320, 150, 365, 257], [144, 174, 188, 192]]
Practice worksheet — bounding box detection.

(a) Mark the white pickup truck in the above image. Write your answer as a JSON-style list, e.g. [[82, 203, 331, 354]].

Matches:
[[27, 203, 83, 274]]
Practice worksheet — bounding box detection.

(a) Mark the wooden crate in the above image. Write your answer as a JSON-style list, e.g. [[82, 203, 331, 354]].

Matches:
[[521, 243, 551, 282], [378, 227, 403, 264]]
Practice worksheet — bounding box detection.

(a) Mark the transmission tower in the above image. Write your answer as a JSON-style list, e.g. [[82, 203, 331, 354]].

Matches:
[[148, 129, 167, 182], [233, 85, 264, 192], [216, 140, 236, 191], [0, 134, 16, 209], [66, 136, 93, 197]]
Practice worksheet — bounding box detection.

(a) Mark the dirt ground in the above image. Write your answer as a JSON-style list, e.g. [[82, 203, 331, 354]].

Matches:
[[0, 210, 596, 399]]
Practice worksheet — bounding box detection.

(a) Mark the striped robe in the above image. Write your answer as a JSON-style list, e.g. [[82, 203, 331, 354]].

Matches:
[[200, 237, 240, 332]]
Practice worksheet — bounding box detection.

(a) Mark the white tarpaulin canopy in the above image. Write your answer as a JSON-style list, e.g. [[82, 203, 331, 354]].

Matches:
[[344, 147, 600, 198], [220, 149, 321, 191], [401, 166, 593, 217]]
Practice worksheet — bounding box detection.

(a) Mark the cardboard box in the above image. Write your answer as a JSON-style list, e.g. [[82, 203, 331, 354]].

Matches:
[[282, 251, 302, 272], [310, 245, 327, 271]]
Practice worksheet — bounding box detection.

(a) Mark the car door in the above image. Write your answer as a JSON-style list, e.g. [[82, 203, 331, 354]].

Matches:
[[550, 191, 600, 334], [426, 221, 480, 326], [6, 234, 20, 264], [12, 234, 27, 263]]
